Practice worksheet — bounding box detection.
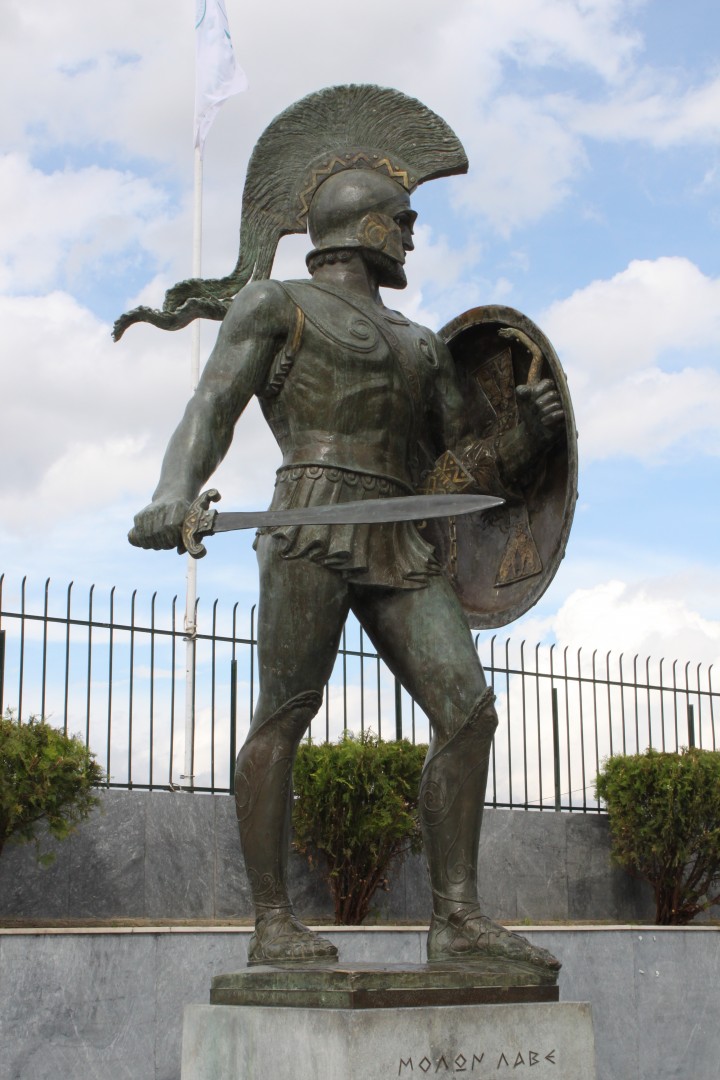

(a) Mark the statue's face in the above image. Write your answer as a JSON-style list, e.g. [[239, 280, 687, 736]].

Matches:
[[364, 205, 417, 288], [358, 200, 418, 289], [307, 170, 417, 287]]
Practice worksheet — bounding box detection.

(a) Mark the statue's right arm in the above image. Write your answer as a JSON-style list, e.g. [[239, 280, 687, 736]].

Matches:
[[129, 282, 293, 550]]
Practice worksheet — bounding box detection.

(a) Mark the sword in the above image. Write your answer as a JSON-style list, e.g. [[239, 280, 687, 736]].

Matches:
[[181, 487, 504, 558]]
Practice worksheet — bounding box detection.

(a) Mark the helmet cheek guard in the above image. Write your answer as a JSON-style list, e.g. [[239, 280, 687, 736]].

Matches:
[[357, 212, 405, 263]]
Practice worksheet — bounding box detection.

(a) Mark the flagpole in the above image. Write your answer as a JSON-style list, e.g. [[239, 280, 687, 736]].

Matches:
[[182, 145, 204, 790], [180, 0, 246, 789]]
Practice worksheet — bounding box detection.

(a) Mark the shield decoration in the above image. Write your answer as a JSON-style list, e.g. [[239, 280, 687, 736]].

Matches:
[[422, 305, 578, 630]]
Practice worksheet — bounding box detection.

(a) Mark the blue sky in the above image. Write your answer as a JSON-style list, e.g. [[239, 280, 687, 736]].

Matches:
[[1, 0, 719, 671]]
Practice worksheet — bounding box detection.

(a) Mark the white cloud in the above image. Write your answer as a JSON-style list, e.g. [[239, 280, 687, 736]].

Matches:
[[544, 257, 720, 373], [420, 0, 643, 105], [0, 292, 279, 542], [546, 579, 720, 668], [500, 0, 643, 83], [558, 73, 720, 147], [0, 4, 192, 163], [2, 293, 176, 482], [579, 365, 720, 461], [31, 437, 152, 517], [454, 97, 587, 232], [541, 257, 720, 461], [407, 224, 481, 294], [0, 154, 172, 293]]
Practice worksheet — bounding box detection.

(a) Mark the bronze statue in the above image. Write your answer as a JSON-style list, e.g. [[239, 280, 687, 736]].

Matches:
[[116, 86, 574, 975]]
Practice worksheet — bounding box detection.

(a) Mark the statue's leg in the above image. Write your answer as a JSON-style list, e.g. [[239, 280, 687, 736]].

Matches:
[[236, 535, 350, 965], [353, 576, 560, 973]]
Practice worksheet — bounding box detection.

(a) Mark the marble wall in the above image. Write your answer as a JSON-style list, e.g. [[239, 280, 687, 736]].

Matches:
[[0, 789, 656, 923]]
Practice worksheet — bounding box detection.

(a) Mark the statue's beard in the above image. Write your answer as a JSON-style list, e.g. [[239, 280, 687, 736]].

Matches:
[[363, 249, 407, 289]]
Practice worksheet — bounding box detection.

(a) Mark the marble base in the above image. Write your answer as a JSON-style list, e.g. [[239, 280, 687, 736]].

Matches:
[[181, 999, 596, 1079]]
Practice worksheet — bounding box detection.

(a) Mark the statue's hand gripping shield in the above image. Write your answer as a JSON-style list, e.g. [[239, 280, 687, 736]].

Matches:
[[423, 305, 578, 630]]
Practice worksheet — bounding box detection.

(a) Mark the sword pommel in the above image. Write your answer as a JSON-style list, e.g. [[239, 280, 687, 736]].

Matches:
[[181, 488, 221, 558]]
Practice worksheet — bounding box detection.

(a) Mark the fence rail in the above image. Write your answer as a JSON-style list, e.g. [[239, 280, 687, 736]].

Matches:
[[1, 575, 716, 811]]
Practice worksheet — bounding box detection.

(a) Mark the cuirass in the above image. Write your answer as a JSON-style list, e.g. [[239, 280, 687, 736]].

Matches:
[[259, 280, 442, 487]]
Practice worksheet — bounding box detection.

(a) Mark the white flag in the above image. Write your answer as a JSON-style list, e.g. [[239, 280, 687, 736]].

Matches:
[[194, 0, 248, 151]]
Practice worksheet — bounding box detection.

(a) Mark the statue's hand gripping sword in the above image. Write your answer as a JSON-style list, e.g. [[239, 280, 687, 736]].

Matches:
[[181, 488, 504, 558]]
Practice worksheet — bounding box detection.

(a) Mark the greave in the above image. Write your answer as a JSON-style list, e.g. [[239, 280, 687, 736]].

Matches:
[[419, 688, 498, 910], [234, 690, 322, 914]]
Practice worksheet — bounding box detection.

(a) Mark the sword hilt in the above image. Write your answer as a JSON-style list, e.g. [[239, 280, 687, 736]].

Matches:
[[181, 488, 221, 559]]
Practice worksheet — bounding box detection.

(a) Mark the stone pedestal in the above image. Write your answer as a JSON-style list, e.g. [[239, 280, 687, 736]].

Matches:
[[181, 964, 597, 1080]]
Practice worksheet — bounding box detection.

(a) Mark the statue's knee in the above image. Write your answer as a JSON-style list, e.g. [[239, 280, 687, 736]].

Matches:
[[424, 688, 498, 770], [456, 687, 498, 738], [419, 689, 498, 833], [476, 689, 499, 736], [242, 689, 322, 751], [234, 690, 322, 821]]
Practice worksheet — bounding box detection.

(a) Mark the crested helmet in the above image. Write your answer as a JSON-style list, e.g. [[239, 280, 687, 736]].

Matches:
[[113, 85, 467, 339]]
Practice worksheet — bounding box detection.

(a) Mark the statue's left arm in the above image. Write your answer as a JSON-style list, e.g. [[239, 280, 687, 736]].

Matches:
[[427, 333, 565, 497]]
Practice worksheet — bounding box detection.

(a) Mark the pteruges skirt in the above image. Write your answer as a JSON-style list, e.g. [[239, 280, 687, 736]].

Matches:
[[255, 465, 440, 590]]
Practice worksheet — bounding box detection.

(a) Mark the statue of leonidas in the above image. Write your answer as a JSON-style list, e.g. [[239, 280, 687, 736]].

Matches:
[[115, 86, 576, 974]]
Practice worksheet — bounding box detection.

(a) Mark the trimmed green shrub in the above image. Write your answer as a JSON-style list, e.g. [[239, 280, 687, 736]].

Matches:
[[292, 732, 427, 925], [595, 748, 720, 925], [0, 711, 104, 865]]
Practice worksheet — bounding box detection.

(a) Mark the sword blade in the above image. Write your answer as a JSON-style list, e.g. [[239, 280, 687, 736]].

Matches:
[[212, 492, 503, 533]]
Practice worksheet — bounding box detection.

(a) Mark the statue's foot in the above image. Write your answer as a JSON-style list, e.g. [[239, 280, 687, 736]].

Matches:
[[427, 907, 561, 973], [247, 910, 338, 966]]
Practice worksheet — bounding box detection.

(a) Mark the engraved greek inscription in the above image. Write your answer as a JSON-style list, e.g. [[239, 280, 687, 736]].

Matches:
[[397, 1048, 554, 1075]]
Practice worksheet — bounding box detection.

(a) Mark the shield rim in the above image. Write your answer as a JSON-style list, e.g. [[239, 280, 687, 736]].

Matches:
[[439, 304, 578, 630]]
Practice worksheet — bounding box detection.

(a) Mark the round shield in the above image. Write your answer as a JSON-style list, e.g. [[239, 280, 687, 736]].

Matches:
[[424, 305, 578, 630]]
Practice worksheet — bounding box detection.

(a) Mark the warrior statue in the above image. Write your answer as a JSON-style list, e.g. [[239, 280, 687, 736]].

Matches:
[[115, 86, 575, 974]]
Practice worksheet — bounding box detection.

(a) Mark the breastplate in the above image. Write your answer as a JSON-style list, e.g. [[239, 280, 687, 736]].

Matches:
[[259, 280, 440, 487]]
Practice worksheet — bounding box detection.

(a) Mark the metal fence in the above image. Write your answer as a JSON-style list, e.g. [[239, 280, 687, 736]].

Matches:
[[0, 574, 716, 811]]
